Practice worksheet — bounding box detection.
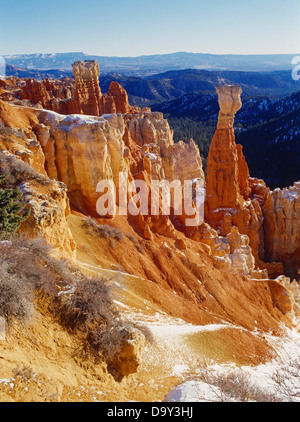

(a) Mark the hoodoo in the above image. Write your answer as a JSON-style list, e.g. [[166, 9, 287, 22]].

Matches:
[[205, 84, 263, 263], [71, 60, 103, 116]]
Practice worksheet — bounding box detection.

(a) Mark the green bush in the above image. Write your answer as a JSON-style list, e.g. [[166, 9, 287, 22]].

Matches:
[[0, 175, 30, 239]]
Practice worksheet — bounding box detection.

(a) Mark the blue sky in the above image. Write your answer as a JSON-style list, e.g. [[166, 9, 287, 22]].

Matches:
[[0, 0, 299, 56]]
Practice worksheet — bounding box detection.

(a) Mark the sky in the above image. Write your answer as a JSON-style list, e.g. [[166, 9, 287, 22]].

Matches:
[[0, 0, 299, 56]]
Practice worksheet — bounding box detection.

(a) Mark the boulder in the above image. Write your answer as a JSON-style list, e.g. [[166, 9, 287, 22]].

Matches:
[[107, 327, 145, 381]]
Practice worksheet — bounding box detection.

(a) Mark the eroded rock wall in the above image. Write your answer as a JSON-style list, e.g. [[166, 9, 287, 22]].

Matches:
[[263, 183, 300, 280]]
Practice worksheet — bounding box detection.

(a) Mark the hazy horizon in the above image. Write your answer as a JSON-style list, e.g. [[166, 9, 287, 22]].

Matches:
[[3, 51, 300, 58]]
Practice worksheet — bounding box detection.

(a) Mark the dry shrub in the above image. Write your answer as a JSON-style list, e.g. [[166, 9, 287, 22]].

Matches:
[[0, 237, 64, 296], [0, 151, 50, 187], [86, 324, 127, 363], [195, 365, 277, 402], [272, 354, 300, 401], [82, 217, 124, 241], [13, 365, 35, 380], [126, 233, 144, 253], [0, 235, 134, 374], [0, 237, 62, 325], [4, 237, 120, 333], [131, 322, 156, 344], [61, 276, 118, 330], [0, 121, 26, 141], [0, 263, 34, 325], [0, 237, 112, 328]]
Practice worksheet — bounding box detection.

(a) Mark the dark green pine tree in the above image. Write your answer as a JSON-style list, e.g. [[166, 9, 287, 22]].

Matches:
[[0, 176, 30, 239]]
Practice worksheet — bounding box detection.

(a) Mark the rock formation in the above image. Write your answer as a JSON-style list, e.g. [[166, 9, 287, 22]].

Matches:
[[1, 78, 300, 397], [263, 182, 300, 280], [36, 111, 127, 216], [205, 84, 263, 264], [4, 74, 300, 282], [34, 108, 204, 241], [70, 60, 102, 116], [101, 81, 132, 115], [107, 327, 145, 381], [19, 78, 74, 112], [20, 176, 77, 259], [18, 60, 139, 117], [19, 79, 51, 108], [204, 84, 299, 281], [205, 84, 249, 215], [0, 100, 76, 259]]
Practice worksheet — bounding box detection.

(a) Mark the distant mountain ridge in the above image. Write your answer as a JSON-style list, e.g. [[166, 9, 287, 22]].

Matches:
[[5, 64, 73, 80], [4, 51, 299, 75], [6, 65, 299, 106], [98, 69, 300, 105]]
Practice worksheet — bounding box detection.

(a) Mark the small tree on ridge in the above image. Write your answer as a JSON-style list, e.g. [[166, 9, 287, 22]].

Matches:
[[0, 175, 30, 239]]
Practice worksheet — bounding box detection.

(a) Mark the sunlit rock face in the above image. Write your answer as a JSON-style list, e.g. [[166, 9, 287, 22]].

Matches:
[[71, 60, 103, 116], [36, 110, 127, 216], [263, 183, 300, 280], [216, 84, 242, 129]]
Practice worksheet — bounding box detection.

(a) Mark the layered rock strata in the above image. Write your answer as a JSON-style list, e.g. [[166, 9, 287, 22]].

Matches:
[[70, 60, 103, 116], [34, 108, 204, 241], [263, 183, 300, 280]]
